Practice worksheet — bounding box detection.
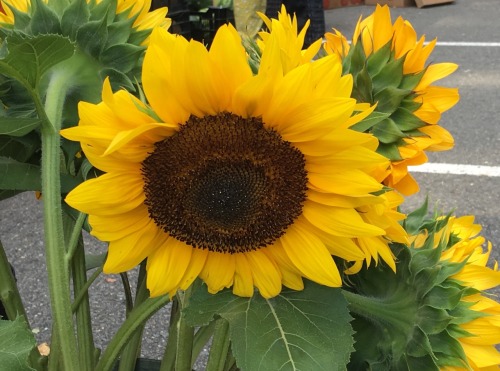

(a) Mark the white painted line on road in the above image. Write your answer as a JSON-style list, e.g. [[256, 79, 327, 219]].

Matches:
[[409, 163, 500, 177], [434, 41, 500, 47]]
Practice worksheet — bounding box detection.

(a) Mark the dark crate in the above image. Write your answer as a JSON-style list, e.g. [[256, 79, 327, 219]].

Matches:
[[189, 6, 235, 46]]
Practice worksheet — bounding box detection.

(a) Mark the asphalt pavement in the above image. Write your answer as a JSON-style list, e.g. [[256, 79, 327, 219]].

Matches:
[[1, 0, 499, 367]]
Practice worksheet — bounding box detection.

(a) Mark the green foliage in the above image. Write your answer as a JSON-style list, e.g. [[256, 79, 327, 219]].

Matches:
[[185, 281, 354, 371], [0, 317, 37, 371], [344, 203, 487, 370]]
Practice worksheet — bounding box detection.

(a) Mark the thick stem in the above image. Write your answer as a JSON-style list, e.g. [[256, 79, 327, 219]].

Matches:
[[342, 289, 416, 334], [159, 298, 180, 371], [206, 318, 230, 371], [40, 71, 79, 371], [65, 212, 95, 371], [94, 295, 170, 371], [118, 263, 149, 371], [175, 288, 195, 371]]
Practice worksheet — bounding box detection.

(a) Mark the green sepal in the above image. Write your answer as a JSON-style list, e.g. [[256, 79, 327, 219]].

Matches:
[[371, 56, 405, 94], [417, 306, 452, 335], [101, 44, 145, 73], [29, 0, 62, 35], [76, 16, 109, 57], [404, 197, 429, 235], [424, 284, 464, 310], [3, 5, 31, 32], [391, 107, 426, 131], [371, 118, 407, 144], [107, 18, 135, 45], [406, 326, 436, 359], [429, 330, 469, 368], [350, 111, 391, 133], [185, 281, 355, 371], [100, 67, 135, 90], [366, 40, 392, 76], [352, 66, 373, 103], [373, 86, 411, 113], [60, 0, 91, 40], [399, 70, 425, 91], [346, 41, 367, 76], [376, 142, 403, 161]]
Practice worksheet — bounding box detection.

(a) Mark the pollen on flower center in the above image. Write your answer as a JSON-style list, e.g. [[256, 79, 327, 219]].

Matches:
[[141, 112, 308, 254]]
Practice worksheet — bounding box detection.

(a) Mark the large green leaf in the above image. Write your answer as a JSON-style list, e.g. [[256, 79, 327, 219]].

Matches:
[[0, 157, 80, 192], [185, 281, 354, 371], [0, 317, 36, 371], [0, 117, 41, 137], [0, 33, 74, 90]]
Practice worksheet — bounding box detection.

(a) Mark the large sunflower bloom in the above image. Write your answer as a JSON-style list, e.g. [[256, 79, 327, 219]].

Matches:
[[61, 22, 404, 299], [324, 5, 459, 196], [413, 216, 500, 370]]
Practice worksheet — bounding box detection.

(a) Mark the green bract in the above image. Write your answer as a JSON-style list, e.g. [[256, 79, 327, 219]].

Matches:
[[344, 203, 484, 370], [343, 41, 427, 161]]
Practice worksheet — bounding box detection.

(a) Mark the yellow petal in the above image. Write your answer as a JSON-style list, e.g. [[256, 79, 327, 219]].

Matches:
[[200, 252, 236, 294], [246, 250, 282, 298], [280, 221, 341, 287], [147, 237, 194, 297], [233, 254, 254, 297], [65, 172, 145, 216]]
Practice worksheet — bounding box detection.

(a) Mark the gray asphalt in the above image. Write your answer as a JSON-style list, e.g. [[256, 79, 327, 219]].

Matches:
[[1, 0, 499, 368]]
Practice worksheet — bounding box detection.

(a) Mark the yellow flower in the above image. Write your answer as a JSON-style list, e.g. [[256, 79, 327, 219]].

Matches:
[[256, 4, 322, 74], [413, 216, 500, 370], [324, 5, 459, 196], [0, 0, 170, 39], [61, 22, 405, 299]]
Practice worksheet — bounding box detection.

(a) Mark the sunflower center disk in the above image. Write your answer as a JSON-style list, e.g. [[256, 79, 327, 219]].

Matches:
[[142, 112, 308, 254]]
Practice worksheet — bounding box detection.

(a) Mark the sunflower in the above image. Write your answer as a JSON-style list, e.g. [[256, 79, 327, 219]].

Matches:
[[256, 4, 322, 74], [0, 0, 169, 35], [61, 19, 407, 299], [324, 5, 459, 196], [412, 215, 500, 370], [345, 207, 500, 370]]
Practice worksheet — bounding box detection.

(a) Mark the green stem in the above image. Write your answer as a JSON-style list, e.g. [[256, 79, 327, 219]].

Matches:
[[175, 288, 195, 371], [159, 298, 180, 371], [118, 263, 149, 371], [0, 239, 28, 320], [40, 71, 79, 371], [342, 289, 416, 334], [72, 267, 103, 313], [65, 212, 95, 371], [191, 322, 216, 367], [65, 212, 87, 261], [94, 295, 170, 371], [120, 272, 134, 315], [206, 318, 230, 371]]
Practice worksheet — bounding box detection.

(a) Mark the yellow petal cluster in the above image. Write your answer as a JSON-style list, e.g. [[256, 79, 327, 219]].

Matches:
[[413, 216, 500, 370], [324, 5, 459, 196]]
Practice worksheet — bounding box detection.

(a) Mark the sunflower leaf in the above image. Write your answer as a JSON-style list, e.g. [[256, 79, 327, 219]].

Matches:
[[185, 281, 354, 371], [0, 117, 42, 137], [0, 317, 36, 371], [0, 33, 75, 90]]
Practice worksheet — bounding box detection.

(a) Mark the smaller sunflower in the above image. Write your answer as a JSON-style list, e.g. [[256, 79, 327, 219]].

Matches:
[[412, 215, 500, 370], [345, 206, 500, 370], [324, 4, 459, 196]]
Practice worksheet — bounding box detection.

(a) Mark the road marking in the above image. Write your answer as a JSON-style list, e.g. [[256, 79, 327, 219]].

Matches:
[[409, 163, 500, 177], [434, 41, 500, 47]]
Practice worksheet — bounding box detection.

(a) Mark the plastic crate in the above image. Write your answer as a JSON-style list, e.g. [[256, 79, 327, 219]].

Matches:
[[152, 0, 192, 37], [189, 6, 235, 46]]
